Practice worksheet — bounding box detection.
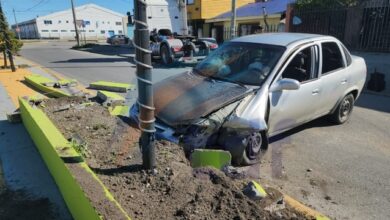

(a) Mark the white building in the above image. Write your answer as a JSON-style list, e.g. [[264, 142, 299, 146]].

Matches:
[[12, 4, 125, 40]]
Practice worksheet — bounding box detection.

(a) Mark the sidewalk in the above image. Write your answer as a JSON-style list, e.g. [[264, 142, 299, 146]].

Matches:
[[352, 51, 390, 96], [0, 57, 71, 219]]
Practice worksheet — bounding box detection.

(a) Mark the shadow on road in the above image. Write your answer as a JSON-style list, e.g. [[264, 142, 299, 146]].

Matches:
[[72, 43, 198, 69], [73, 44, 134, 56], [52, 58, 130, 63], [269, 116, 336, 144]]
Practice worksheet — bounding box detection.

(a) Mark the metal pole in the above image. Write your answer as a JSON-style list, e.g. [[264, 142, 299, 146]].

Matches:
[[133, 0, 156, 169], [230, 0, 236, 39], [0, 2, 16, 72], [12, 9, 21, 40], [263, 7, 269, 32], [70, 0, 80, 47], [179, 0, 188, 35]]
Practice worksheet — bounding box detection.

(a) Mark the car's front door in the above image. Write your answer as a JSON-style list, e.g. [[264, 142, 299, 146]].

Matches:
[[268, 45, 322, 135]]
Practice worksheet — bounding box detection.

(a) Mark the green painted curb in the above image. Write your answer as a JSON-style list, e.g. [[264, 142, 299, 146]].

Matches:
[[19, 97, 131, 220], [24, 74, 71, 98], [89, 81, 135, 93], [191, 149, 232, 170], [109, 105, 130, 116], [97, 90, 125, 102]]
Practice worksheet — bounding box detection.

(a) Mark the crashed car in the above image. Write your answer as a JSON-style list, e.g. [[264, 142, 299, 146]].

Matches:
[[131, 33, 367, 165]]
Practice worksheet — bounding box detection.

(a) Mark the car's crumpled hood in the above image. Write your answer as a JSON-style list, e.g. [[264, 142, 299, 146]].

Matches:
[[154, 71, 252, 126]]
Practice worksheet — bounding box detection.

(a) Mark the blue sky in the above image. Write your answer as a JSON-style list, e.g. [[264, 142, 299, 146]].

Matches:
[[2, 0, 134, 25]]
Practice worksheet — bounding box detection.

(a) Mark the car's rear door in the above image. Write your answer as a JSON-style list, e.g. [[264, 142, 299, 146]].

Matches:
[[316, 41, 348, 115], [268, 44, 322, 135]]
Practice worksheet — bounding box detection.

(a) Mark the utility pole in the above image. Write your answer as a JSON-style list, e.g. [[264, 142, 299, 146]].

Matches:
[[230, 0, 236, 39], [0, 1, 16, 72], [70, 0, 80, 47], [178, 0, 188, 36], [12, 9, 21, 40], [262, 6, 269, 32], [133, 0, 156, 169]]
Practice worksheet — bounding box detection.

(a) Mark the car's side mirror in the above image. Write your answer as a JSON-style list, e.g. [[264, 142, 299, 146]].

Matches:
[[270, 78, 300, 92]]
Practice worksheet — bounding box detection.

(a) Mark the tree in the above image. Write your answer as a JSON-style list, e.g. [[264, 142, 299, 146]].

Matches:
[[0, 29, 23, 55]]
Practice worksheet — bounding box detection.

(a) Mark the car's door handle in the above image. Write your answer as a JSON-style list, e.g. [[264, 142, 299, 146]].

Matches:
[[341, 79, 348, 84], [312, 89, 320, 95]]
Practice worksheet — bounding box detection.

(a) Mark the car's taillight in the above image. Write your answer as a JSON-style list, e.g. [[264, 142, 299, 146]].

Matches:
[[210, 43, 218, 49], [172, 47, 182, 52]]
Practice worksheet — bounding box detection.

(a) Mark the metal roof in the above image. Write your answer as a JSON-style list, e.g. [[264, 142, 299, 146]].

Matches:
[[232, 33, 332, 46], [214, 0, 295, 20]]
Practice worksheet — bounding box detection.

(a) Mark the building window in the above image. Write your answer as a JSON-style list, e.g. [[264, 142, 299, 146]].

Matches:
[[44, 20, 52, 25], [61, 30, 67, 32], [85, 21, 91, 25], [101, 30, 105, 34], [89, 30, 95, 32], [102, 21, 105, 24], [80, 30, 86, 32], [41, 30, 49, 32], [107, 21, 110, 24], [58, 20, 61, 24], [187, 0, 194, 4], [51, 30, 58, 32], [118, 30, 123, 34], [66, 20, 69, 23], [70, 30, 76, 32], [116, 22, 122, 26]]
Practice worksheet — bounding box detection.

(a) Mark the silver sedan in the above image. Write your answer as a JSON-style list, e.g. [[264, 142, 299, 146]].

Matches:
[[131, 33, 367, 165]]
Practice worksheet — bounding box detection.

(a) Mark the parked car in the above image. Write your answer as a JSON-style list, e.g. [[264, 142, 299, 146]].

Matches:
[[107, 35, 129, 45], [131, 33, 367, 165]]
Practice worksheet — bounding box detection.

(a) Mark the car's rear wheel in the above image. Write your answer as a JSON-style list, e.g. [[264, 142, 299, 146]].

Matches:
[[330, 93, 355, 124], [160, 45, 173, 65]]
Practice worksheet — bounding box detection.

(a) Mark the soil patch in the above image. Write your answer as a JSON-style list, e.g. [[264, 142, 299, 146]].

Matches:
[[41, 97, 306, 220]]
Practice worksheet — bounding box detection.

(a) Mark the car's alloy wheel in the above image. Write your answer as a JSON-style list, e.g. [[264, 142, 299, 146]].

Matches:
[[246, 133, 263, 160], [241, 132, 268, 166], [331, 93, 355, 124]]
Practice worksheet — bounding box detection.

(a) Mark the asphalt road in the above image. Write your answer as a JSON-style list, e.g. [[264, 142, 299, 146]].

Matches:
[[20, 41, 390, 220], [20, 41, 191, 86]]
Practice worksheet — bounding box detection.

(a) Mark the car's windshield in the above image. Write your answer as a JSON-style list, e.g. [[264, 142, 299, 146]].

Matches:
[[193, 42, 285, 86]]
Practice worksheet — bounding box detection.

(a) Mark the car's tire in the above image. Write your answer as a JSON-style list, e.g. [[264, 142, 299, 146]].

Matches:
[[330, 93, 355, 124], [223, 131, 268, 166], [160, 44, 173, 65]]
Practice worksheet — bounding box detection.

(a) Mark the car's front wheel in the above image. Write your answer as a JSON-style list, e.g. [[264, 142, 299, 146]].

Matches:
[[330, 93, 355, 124], [223, 131, 268, 166]]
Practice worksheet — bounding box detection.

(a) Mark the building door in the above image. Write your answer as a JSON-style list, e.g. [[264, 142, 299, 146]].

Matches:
[[214, 26, 224, 43]]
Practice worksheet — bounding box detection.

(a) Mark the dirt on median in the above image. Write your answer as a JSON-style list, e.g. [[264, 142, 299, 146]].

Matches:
[[41, 97, 307, 220]]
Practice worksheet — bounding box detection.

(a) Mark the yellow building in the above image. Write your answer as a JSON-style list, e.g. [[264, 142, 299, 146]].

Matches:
[[186, 0, 255, 38], [205, 0, 292, 42]]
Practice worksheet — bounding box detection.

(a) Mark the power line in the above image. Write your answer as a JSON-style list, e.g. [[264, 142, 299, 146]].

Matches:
[[17, 0, 49, 12]]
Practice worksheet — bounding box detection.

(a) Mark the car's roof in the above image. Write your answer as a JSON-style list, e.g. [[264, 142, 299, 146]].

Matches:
[[232, 33, 334, 47]]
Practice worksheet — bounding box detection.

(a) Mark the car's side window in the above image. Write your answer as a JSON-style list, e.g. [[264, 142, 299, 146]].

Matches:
[[341, 44, 352, 66], [282, 46, 317, 83], [321, 42, 344, 74]]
